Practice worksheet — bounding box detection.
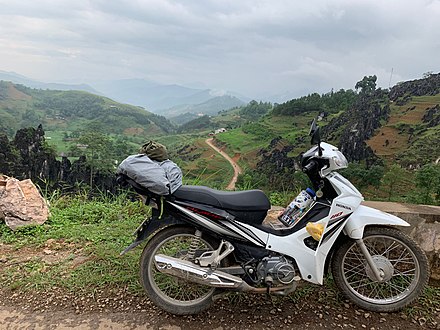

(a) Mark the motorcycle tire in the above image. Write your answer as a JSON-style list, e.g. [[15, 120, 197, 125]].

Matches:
[[331, 226, 429, 312], [140, 225, 219, 315]]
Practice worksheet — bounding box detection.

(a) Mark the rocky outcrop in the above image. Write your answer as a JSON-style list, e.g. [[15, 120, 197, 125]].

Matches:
[[0, 175, 49, 230], [0, 133, 19, 176], [256, 137, 300, 189], [1, 125, 60, 183], [0, 126, 117, 193], [389, 73, 440, 102], [322, 91, 389, 165], [422, 104, 440, 127]]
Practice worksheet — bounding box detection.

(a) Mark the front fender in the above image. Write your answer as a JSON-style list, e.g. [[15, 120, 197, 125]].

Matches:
[[344, 205, 409, 239]]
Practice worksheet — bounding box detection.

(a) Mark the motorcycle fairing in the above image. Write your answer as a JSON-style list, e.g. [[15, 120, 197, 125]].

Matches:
[[167, 196, 351, 284], [344, 205, 410, 239], [169, 201, 244, 239]]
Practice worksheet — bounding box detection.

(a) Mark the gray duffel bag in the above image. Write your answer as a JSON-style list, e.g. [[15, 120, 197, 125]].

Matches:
[[116, 154, 182, 195]]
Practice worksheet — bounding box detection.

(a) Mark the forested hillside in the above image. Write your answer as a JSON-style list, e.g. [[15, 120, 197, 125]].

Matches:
[[211, 73, 440, 204], [0, 81, 174, 138]]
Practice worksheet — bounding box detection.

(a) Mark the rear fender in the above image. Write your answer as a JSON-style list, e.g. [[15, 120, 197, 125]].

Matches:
[[120, 211, 187, 255], [344, 205, 409, 239]]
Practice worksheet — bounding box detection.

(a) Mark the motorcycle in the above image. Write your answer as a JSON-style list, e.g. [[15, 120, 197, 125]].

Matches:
[[117, 119, 429, 315]]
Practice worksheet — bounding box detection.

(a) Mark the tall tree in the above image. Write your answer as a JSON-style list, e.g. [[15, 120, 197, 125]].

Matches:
[[77, 132, 113, 188], [355, 75, 377, 96]]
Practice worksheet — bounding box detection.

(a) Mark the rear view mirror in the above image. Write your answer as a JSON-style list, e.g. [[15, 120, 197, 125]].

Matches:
[[311, 126, 321, 145], [309, 119, 318, 136], [309, 118, 322, 156]]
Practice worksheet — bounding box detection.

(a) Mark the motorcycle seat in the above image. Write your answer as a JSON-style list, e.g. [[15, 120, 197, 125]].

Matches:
[[173, 185, 271, 211]]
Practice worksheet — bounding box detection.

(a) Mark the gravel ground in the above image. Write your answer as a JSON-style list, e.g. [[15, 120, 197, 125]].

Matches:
[[1, 283, 439, 330], [1, 239, 439, 329]]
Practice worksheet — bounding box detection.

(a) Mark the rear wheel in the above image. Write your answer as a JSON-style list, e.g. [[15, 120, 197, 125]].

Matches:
[[140, 226, 218, 315], [331, 227, 429, 312]]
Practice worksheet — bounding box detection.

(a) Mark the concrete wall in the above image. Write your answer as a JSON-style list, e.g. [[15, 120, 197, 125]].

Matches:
[[363, 201, 440, 280]]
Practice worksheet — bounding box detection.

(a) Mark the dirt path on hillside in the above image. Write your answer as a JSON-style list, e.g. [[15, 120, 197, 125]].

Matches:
[[205, 138, 242, 190]]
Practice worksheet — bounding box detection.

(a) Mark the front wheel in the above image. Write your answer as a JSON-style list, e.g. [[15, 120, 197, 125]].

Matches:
[[331, 227, 429, 312]]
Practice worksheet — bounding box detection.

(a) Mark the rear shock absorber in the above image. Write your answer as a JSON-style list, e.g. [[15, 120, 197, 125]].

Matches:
[[186, 229, 202, 260]]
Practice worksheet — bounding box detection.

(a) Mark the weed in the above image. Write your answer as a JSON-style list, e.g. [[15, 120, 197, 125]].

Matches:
[[403, 286, 440, 323], [286, 284, 316, 304]]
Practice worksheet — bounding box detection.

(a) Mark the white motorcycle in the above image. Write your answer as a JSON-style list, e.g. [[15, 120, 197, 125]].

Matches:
[[118, 119, 429, 315]]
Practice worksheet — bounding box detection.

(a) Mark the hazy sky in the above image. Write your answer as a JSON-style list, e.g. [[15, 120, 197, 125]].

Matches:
[[0, 0, 439, 98]]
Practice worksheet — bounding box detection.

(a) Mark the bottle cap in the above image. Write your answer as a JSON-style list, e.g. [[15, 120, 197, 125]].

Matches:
[[306, 187, 316, 197]]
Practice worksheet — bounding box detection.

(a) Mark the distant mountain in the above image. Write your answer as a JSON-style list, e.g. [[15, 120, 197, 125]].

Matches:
[[90, 79, 249, 113], [91, 79, 210, 111], [165, 95, 245, 120], [0, 70, 98, 94], [0, 81, 174, 137], [168, 112, 200, 125], [0, 72, 250, 116]]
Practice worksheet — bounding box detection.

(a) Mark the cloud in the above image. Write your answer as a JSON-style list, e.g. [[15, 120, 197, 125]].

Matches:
[[0, 0, 439, 98]]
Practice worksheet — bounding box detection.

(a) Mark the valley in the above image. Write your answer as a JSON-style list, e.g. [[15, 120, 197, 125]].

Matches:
[[0, 73, 439, 204]]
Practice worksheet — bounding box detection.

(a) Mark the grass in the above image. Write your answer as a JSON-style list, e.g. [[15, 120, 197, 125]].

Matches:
[[0, 191, 439, 326], [367, 94, 440, 163], [0, 192, 150, 294]]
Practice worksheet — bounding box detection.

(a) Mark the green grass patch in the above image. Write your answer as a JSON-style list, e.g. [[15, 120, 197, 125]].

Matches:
[[0, 192, 150, 294]]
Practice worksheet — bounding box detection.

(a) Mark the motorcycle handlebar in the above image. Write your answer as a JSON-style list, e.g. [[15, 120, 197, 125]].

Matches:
[[303, 160, 318, 173]]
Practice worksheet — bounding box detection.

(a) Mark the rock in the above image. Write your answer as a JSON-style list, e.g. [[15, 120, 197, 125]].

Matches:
[[43, 249, 54, 255], [321, 90, 388, 165], [411, 222, 440, 280], [0, 175, 49, 230]]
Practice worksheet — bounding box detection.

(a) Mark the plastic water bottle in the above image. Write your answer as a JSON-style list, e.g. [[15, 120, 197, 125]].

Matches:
[[278, 188, 316, 226]]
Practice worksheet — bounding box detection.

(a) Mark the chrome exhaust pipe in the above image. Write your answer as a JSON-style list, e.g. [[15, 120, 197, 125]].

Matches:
[[154, 254, 253, 291]]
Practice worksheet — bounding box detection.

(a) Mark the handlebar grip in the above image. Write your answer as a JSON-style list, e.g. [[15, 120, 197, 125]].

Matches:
[[303, 160, 318, 173]]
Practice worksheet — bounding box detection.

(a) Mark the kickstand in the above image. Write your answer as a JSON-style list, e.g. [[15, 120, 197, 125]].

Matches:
[[266, 282, 272, 296]]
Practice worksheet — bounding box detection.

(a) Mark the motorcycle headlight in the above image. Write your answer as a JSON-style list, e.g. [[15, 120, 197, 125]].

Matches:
[[333, 151, 348, 168]]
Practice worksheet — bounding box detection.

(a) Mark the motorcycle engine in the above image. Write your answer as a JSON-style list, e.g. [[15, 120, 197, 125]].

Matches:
[[256, 256, 296, 285]]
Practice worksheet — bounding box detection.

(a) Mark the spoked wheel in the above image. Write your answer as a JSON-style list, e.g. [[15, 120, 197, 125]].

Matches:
[[140, 226, 218, 315], [332, 227, 429, 312]]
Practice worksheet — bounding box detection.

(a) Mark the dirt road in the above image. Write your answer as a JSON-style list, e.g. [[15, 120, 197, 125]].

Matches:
[[0, 306, 156, 330], [0, 239, 438, 329], [1, 287, 434, 330], [205, 138, 242, 190]]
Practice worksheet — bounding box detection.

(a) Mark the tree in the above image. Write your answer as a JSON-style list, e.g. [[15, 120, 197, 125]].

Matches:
[[422, 71, 433, 79], [355, 75, 377, 96], [340, 163, 384, 190], [381, 164, 406, 201], [77, 131, 113, 188], [413, 164, 440, 204]]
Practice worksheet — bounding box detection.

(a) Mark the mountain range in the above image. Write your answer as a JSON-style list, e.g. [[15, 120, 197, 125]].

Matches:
[[0, 71, 250, 118], [0, 71, 98, 94]]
